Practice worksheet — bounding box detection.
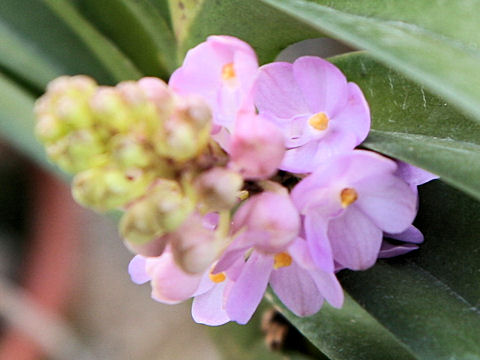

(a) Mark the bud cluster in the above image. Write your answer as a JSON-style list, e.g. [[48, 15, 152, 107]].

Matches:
[[34, 76, 241, 264]]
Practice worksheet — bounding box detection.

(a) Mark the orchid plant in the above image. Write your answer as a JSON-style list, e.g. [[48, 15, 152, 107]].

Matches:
[[1, 1, 479, 359]]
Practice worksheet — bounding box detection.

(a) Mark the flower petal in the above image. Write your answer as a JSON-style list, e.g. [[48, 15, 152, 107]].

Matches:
[[192, 282, 230, 326], [304, 215, 335, 272], [150, 253, 203, 304], [270, 263, 324, 317], [329, 82, 370, 144], [310, 269, 344, 308], [386, 224, 424, 244], [225, 252, 273, 324], [355, 173, 417, 234], [328, 206, 383, 270], [128, 255, 150, 284], [378, 241, 419, 258], [292, 56, 348, 115], [254, 62, 309, 119]]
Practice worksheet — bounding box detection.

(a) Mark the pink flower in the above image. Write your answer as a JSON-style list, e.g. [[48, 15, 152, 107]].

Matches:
[[194, 237, 343, 325], [193, 192, 343, 325], [253, 56, 370, 173], [291, 150, 418, 271], [169, 36, 258, 134], [229, 111, 286, 180]]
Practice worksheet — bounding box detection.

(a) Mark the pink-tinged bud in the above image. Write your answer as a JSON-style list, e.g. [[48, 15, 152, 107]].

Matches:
[[233, 192, 300, 254], [194, 167, 243, 212], [124, 235, 168, 257], [230, 112, 285, 180], [170, 214, 218, 274]]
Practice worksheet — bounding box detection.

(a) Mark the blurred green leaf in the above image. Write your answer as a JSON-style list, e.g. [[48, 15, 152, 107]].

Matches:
[[0, 0, 119, 86], [0, 73, 56, 173], [42, 0, 142, 82], [0, 20, 61, 90], [168, 0, 321, 64], [269, 180, 480, 360], [330, 52, 480, 201], [260, 0, 480, 124], [80, 0, 178, 79]]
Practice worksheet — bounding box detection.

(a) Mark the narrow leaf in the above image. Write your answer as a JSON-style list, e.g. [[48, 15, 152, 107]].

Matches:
[[169, 0, 321, 64], [80, 0, 178, 78], [330, 52, 480, 201], [42, 0, 142, 82], [260, 0, 480, 123], [0, 73, 58, 174]]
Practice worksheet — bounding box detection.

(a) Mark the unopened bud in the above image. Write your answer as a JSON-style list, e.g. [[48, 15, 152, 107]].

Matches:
[[124, 235, 168, 257], [46, 130, 106, 173], [110, 134, 155, 169], [170, 214, 218, 274], [72, 166, 153, 211], [120, 199, 166, 245], [90, 87, 132, 134], [195, 167, 243, 211]]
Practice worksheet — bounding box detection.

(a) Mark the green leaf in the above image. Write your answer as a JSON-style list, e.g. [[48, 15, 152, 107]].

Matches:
[[269, 180, 480, 360], [0, 20, 62, 90], [260, 0, 480, 124], [169, 0, 322, 64], [80, 0, 178, 79], [330, 52, 480, 201], [0, 73, 58, 174], [0, 0, 118, 86], [42, 0, 142, 82], [267, 293, 417, 360]]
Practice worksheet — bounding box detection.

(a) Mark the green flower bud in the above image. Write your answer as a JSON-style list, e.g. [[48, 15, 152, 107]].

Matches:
[[46, 130, 107, 173], [194, 167, 243, 212], [72, 166, 153, 211], [110, 134, 155, 169], [119, 180, 194, 244]]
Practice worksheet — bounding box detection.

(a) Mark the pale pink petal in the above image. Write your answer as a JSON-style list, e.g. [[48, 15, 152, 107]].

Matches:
[[329, 82, 370, 144], [192, 282, 230, 326], [150, 252, 203, 304], [292, 56, 348, 115], [128, 255, 150, 284], [270, 263, 324, 317], [254, 62, 309, 118], [288, 237, 317, 270], [395, 161, 439, 187], [328, 206, 383, 270], [280, 141, 319, 173], [225, 252, 273, 324], [311, 130, 358, 166], [378, 241, 419, 258], [386, 225, 424, 244], [309, 269, 344, 308], [304, 215, 334, 272], [355, 173, 417, 234], [230, 112, 285, 180]]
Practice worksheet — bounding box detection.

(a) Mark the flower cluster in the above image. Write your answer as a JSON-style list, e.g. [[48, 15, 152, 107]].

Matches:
[[34, 36, 437, 326]]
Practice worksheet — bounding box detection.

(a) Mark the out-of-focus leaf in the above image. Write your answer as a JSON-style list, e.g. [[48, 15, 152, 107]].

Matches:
[[269, 181, 480, 360], [42, 0, 142, 82], [330, 52, 480, 201], [0, 73, 56, 173], [260, 0, 480, 124], [0, 20, 61, 90], [267, 293, 417, 360], [80, 0, 178, 78], [0, 0, 117, 86], [168, 0, 321, 64]]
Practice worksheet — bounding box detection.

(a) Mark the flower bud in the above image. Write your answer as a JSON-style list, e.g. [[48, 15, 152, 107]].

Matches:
[[124, 236, 168, 257], [232, 192, 300, 254], [119, 180, 194, 244], [46, 130, 106, 173], [194, 167, 243, 212], [72, 166, 153, 211], [230, 112, 285, 180], [90, 87, 132, 134], [170, 214, 218, 274], [110, 134, 155, 169]]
